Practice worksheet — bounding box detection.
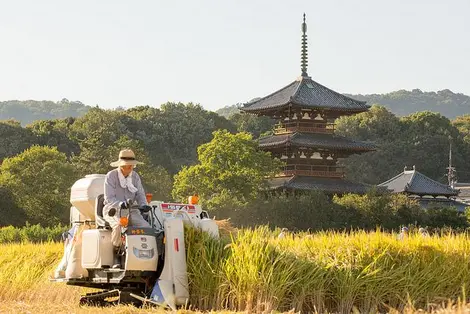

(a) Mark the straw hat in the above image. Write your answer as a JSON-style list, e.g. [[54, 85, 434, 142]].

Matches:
[[110, 149, 144, 167]]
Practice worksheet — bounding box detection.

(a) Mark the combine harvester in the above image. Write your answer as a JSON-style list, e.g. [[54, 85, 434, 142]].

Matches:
[[51, 174, 219, 309]]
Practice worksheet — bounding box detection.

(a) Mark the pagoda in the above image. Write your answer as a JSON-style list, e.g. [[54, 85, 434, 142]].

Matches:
[[241, 14, 375, 194]]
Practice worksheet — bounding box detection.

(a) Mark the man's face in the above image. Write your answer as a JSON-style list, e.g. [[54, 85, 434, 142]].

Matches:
[[120, 165, 133, 177]]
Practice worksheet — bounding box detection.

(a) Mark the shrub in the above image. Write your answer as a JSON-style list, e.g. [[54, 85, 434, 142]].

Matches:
[[0, 223, 68, 243]]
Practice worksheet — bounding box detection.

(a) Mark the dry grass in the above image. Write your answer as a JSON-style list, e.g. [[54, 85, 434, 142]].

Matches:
[[214, 218, 237, 237]]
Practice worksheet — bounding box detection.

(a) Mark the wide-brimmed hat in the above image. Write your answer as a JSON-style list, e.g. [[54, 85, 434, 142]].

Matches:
[[110, 149, 144, 167]]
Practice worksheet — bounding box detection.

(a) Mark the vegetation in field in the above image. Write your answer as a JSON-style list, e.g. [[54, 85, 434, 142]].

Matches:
[[187, 227, 470, 313], [2, 227, 470, 313]]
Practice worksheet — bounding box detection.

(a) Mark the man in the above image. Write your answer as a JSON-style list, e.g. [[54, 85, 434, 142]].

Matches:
[[103, 149, 151, 268], [397, 226, 408, 240]]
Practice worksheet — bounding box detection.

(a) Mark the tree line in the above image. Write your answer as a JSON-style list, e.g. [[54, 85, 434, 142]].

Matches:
[[0, 102, 469, 229]]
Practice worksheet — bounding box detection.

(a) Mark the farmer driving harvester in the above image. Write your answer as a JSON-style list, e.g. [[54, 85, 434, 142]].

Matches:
[[103, 149, 150, 268]]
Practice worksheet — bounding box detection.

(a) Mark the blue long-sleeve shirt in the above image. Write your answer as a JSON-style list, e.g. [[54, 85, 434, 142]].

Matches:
[[103, 169, 147, 209]]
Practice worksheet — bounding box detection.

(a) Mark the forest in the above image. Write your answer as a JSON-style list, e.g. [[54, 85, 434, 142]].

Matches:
[[1, 98, 470, 230]]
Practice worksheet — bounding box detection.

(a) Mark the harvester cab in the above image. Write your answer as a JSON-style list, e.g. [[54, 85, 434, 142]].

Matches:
[[51, 174, 219, 309]]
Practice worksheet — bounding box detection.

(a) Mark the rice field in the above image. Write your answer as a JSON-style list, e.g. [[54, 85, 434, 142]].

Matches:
[[2, 227, 470, 313]]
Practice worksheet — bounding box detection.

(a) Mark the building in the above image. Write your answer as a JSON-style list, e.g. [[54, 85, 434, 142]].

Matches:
[[454, 183, 470, 205], [379, 166, 467, 212], [241, 14, 375, 194]]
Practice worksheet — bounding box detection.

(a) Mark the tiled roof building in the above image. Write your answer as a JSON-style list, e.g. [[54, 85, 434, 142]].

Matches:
[[379, 166, 467, 212], [379, 167, 458, 198]]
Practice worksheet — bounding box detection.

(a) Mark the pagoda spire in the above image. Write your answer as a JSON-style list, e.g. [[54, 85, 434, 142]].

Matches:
[[301, 13, 309, 77], [446, 141, 457, 188]]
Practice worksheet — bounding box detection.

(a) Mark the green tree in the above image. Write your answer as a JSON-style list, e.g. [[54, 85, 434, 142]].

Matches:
[[0, 186, 25, 226], [336, 106, 470, 184], [228, 113, 275, 138], [124, 106, 171, 169], [158, 102, 236, 172], [0, 120, 38, 160], [70, 103, 236, 176], [26, 118, 80, 157], [69, 107, 131, 175], [453, 114, 470, 144], [0, 146, 80, 226], [336, 105, 407, 184], [400, 111, 469, 181], [172, 130, 283, 209]]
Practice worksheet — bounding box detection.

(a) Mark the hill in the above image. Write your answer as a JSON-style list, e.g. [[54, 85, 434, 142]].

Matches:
[[346, 89, 470, 119], [0, 99, 90, 125], [215, 104, 240, 118], [217, 89, 470, 119], [2, 89, 469, 126]]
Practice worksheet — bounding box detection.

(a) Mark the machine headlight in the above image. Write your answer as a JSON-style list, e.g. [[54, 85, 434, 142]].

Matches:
[[133, 247, 155, 259]]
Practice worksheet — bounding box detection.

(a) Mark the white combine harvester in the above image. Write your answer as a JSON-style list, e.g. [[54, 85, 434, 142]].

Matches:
[[51, 174, 219, 308]]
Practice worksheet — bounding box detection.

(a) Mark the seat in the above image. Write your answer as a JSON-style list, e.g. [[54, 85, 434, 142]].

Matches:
[[95, 194, 110, 229]]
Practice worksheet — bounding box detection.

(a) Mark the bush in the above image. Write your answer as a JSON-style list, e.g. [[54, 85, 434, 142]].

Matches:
[[424, 204, 468, 229], [211, 190, 468, 231], [0, 145, 79, 226], [0, 223, 68, 243], [212, 191, 361, 231]]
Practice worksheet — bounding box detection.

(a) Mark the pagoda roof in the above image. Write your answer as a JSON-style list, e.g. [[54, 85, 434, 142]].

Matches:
[[269, 175, 374, 194], [259, 132, 376, 152], [242, 76, 369, 114], [378, 168, 459, 197]]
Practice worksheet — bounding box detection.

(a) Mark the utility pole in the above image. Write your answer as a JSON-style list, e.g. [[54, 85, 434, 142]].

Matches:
[[446, 142, 457, 189]]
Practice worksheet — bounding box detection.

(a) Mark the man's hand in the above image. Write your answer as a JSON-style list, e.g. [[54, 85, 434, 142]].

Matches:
[[119, 201, 129, 209], [139, 205, 152, 213]]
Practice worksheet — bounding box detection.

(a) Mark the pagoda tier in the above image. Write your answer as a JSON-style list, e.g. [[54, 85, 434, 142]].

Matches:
[[259, 132, 375, 178], [259, 133, 375, 152], [243, 75, 369, 119], [270, 176, 373, 194]]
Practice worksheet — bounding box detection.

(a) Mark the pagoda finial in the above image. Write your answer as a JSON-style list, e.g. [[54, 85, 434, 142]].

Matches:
[[301, 13, 308, 77]]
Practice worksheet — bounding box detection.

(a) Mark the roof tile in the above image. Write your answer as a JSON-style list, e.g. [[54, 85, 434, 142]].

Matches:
[[269, 175, 374, 194], [258, 133, 376, 151], [379, 170, 458, 197], [243, 76, 368, 112]]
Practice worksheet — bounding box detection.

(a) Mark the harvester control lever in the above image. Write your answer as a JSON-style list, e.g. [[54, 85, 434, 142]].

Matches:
[[139, 205, 152, 213]]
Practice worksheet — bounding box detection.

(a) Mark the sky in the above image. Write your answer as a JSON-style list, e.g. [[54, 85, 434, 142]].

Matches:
[[0, 0, 469, 111]]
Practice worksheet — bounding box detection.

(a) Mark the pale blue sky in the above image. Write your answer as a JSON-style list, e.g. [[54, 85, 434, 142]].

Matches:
[[0, 0, 469, 111]]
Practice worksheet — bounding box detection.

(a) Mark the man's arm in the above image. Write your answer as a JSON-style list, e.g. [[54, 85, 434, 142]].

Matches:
[[134, 173, 147, 206], [104, 171, 119, 205]]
